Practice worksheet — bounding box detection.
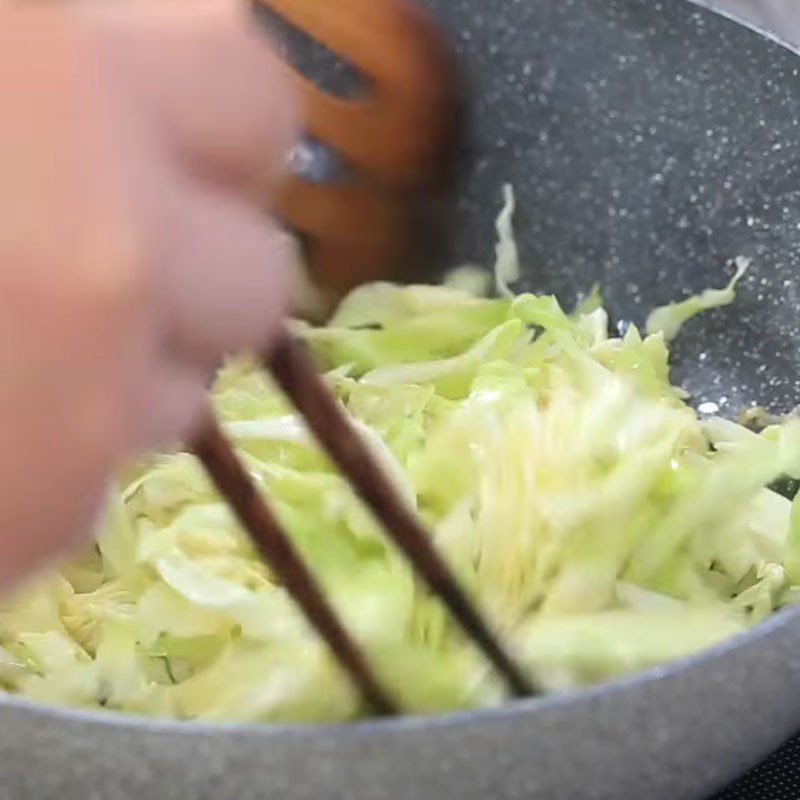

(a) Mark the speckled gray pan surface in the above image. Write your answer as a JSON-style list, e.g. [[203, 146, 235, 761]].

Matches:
[[6, 1, 800, 799], [415, 0, 800, 417]]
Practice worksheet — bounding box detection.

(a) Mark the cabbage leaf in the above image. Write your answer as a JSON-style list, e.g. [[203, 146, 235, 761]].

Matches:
[[0, 194, 789, 724]]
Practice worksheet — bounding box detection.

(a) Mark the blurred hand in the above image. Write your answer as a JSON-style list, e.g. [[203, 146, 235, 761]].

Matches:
[[0, 0, 296, 584]]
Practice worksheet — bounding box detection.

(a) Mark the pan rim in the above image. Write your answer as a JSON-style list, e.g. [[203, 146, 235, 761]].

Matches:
[[0, 600, 797, 738]]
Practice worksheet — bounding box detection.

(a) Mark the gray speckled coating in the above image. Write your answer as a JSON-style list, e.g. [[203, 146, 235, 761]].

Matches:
[[7, 1, 800, 798], [414, 0, 800, 416]]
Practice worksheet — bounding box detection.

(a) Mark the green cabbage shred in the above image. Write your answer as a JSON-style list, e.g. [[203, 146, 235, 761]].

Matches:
[[0, 189, 796, 723], [645, 255, 750, 341]]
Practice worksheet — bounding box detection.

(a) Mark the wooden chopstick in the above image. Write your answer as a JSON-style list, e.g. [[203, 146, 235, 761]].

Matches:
[[192, 416, 398, 716], [267, 331, 535, 698], [192, 327, 534, 713]]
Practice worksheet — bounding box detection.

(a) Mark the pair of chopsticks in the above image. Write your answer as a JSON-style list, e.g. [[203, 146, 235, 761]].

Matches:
[[192, 331, 535, 714]]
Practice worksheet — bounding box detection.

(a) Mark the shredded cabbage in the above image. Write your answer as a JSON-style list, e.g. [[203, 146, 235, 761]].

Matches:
[[645, 256, 750, 341], [0, 195, 795, 724]]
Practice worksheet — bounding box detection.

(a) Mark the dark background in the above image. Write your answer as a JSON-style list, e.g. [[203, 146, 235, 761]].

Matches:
[[716, 735, 800, 798]]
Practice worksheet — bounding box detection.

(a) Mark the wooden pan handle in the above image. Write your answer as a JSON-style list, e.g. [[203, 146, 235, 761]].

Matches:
[[254, 0, 460, 304]]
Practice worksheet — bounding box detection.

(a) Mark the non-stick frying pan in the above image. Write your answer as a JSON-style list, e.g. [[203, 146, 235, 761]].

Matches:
[[3, 2, 800, 798]]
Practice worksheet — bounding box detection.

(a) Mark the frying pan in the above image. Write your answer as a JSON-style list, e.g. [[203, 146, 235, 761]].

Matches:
[[3, 1, 800, 798]]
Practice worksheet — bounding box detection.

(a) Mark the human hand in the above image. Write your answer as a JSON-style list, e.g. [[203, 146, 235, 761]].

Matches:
[[0, 0, 296, 583]]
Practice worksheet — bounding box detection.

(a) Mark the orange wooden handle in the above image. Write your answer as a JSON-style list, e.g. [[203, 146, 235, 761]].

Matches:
[[258, 0, 458, 303]]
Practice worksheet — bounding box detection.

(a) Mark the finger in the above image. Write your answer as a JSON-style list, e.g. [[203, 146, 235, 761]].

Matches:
[[136, 358, 210, 449], [159, 179, 291, 367], [86, 0, 298, 193]]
